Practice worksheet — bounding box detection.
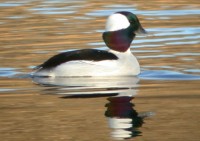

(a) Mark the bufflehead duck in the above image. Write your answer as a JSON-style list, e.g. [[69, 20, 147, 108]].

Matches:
[[32, 11, 146, 77]]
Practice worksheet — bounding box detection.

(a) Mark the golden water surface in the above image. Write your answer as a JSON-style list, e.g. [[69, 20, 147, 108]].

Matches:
[[0, 0, 200, 141]]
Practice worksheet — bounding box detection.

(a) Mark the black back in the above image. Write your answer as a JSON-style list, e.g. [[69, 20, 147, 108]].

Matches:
[[35, 49, 118, 69]]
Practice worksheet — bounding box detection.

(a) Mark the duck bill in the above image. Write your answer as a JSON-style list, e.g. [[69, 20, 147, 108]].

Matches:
[[135, 25, 147, 34]]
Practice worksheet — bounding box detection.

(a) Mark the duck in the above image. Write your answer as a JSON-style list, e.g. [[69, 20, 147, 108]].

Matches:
[[32, 11, 146, 77]]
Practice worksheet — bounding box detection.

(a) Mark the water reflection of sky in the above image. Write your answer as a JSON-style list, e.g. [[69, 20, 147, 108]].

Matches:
[[0, 1, 28, 7], [86, 5, 200, 17], [90, 27, 200, 47], [29, 7, 78, 15]]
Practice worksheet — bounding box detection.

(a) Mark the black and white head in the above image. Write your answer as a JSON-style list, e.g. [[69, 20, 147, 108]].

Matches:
[[103, 11, 146, 52]]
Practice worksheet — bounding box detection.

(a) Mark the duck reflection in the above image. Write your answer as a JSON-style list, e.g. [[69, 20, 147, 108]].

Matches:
[[31, 76, 140, 96], [105, 95, 143, 140], [32, 76, 139, 88], [32, 76, 153, 140]]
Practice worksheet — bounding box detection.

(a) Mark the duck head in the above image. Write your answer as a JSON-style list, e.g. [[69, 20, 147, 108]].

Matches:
[[103, 11, 146, 52]]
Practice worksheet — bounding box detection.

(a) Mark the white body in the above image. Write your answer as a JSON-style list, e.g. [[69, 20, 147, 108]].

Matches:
[[33, 49, 140, 77]]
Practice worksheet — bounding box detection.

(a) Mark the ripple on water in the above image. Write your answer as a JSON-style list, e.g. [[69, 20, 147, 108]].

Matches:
[[137, 9, 200, 16], [184, 69, 200, 73], [42, 0, 83, 4], [140, 70, 200, 80], [29, 6, 77, 15], [134, 28, 200, 46], [89, 26, 200, 48], [86, 5, 200, 17], [0, 68, 20, 77], [0, 2, 27, 7]]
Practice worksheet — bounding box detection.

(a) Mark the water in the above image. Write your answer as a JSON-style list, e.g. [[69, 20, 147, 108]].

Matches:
[[0, 0, 200, 140]]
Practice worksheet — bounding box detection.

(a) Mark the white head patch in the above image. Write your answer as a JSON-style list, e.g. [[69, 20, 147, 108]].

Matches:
[[105, 13, 130, 32]]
